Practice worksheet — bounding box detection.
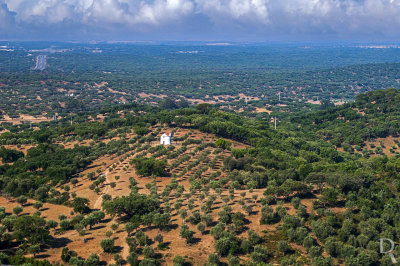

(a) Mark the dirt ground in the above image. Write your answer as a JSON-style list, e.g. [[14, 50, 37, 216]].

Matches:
[[0, 126, 313, 265], [0, 114, 52, 125]]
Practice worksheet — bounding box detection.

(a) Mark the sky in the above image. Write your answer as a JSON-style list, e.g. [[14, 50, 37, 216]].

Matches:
[[1, 0, 400, 42]]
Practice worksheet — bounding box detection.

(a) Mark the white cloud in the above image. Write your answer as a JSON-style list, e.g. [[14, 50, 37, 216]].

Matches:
[[5, 0, 194, 26], [132, 0, 194, 25], [0, 0, 16, 30], [3, 0, 400, 40], [195, 0, 269, 24]]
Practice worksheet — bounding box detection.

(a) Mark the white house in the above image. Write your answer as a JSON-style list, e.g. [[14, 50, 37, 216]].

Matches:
[[160, 132, 172, 145]]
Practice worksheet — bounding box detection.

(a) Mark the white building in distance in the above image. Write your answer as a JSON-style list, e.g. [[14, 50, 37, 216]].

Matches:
[[160, 132, 172, 145]]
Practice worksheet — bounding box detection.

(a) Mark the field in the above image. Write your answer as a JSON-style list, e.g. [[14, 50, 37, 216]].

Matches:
[[1, 43, 400, 265], [0, 124, 331, 265]]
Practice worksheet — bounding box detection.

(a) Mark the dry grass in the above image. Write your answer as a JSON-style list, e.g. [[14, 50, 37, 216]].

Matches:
[[0, 127, 316, 265]]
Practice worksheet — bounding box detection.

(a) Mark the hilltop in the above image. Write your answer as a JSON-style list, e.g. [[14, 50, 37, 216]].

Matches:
[[0, 90, 399, 265]]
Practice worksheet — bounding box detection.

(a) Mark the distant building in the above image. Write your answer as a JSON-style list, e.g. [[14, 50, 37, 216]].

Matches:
[[160, 133, 172, 145]]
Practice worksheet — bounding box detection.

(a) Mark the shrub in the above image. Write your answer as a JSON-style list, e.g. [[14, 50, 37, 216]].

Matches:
[[47, 220, 58, 229], [100, 238, 115, 253], [173, 255, 186, 266], [85, 253, 100, 266], [180, 224, 194, 244], [131, 157, 167, 177], [13, 206, 23, 215]]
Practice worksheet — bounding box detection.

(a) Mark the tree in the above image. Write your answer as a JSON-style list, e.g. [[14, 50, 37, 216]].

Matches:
[[215, 138, 232, 150], [139, 258, 160, 266], [114, 254, 124, 266], [173, 255, 186, 266], [111, 223, 119, 232], [159, 97, 178, 109], [215, 237, 234, 256], [321, 99, 335, 109], [0, 252, 8, 264], [69, 257, 85, 266], [78, 228, 86, 242], [309, 246, 322, 258], [135, 230, 149, 246], [155, 233, 163, 244], [33, 201, 43, 210], [17, 195, 28, 206], [303, 235, 314, 249], [13, 206, 23, 215], [85, 253, 100, 266], [127, 252, 139, 266], [207, 253, 220, 266], [228, 255, 240, 266], [131, 157, 167, 177], [13, 215, 50, 245], [143, 245, 155, 258], [71, 178, 78, 187], [196, 103, 212, 114], [0, 148, 23, 163], [197, 223, 206, 234], [321, 187, 340, 206], [180, 209, 188, 220], [47, 219, 58, 230], [277, 240, 290, 255], [248, 229, 261, 246], [180, 224, 194, 244], [126, 222, 139, 235], [103, 193, 160, 219], [325, 237, 340, 257], [311, 220, 335, 241], [60, 219, 72, 231], [210, 223, 225, 240], [61, 247, 76, 263], [28, 244, 41, 258], [153, 213, 171, 230], [250, 245, 270, 264], [72, 197, 90, 214], [106, 231, 113, 238], [100, 238, 115, 253]]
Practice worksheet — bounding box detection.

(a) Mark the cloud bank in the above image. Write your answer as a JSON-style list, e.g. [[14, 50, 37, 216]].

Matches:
[[1, 0, 400, 41]]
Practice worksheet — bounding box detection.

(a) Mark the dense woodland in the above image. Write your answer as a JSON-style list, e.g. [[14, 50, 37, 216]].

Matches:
[[1, 43, 400, 117], [0, 43, 400, 265]]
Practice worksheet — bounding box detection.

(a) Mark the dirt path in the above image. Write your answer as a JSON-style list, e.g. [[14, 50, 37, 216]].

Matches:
[[121, 232, 130, 259], [92, 167, 130, 260], [93, 170, 110, 210]]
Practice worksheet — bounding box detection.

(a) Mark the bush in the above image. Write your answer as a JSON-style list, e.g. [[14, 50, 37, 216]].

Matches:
[[173, 255, 186, 266], [277, 240, 290, 254], [197, 223, 206, 234], [47, 220, 58, 229], [143, 245, 155, 258], [139, 258, 160, 266], [131, 157, 167, 177], [103, 193, 160, 219], [61, 247, 76, 262], [69, 257, 85, 266], [85, 253, 100, 266], [250, 245, 270, 263], [215, 138, 232, 150], [100, 238, 115, 253], [13, 206, 23, 215], [215, 236, 240, 257], [180, 224, 194, 244], [207, 253, 220, 266], [60, 219, 72, 231]]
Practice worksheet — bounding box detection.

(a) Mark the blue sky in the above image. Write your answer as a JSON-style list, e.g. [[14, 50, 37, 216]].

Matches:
[[1, 0, 400, 42]]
